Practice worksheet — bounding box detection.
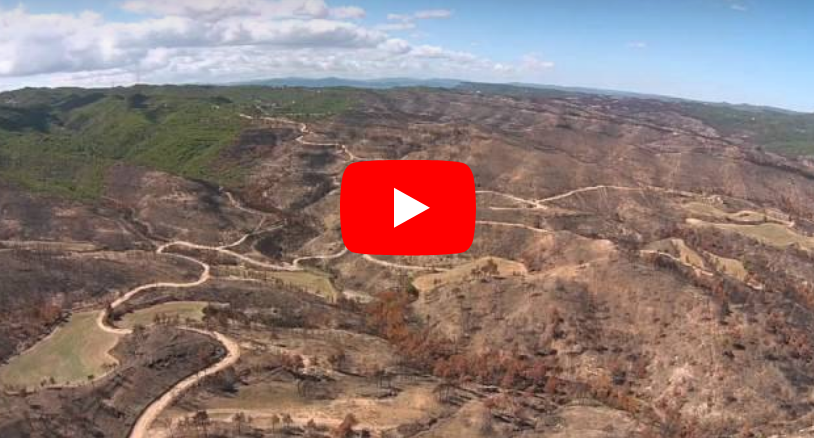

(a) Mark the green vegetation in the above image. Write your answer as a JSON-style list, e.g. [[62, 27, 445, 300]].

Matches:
[[0, 85, 355, 199], [0, 311, 120, 391], [119, 301, 209, 329], [678, 103, 814, 155]]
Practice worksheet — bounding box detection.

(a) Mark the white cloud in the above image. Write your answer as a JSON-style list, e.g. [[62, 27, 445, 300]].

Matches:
[[413, 9, 453, 19], [0, 5, 385, 77], [520, 54, 555, 71], [375, 22, 416, 32], [627, 41, 648, 49], [121, 0, 331, 20], [330, 5, 365, 19], [381, 8, 453, 31], [387, 13, 412, 22], [0, 2, 550, 88], [388, 10, 453, 21]]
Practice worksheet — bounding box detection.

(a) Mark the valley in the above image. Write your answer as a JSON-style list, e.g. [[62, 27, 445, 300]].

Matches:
[[2, 84, 814, 437]]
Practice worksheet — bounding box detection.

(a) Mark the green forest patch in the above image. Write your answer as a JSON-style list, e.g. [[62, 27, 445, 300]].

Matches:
[[0, 86, 355, 200]]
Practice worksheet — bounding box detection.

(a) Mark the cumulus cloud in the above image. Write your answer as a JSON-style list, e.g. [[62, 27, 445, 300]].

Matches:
[[0, 1, 550, 88], [381, 8, 453, 31], [375, 22, 416, 32], [121, 0, 331, 20], [330, 5, 365, 19], [388, 10, 453, 21], [0, 4, 384, 77]]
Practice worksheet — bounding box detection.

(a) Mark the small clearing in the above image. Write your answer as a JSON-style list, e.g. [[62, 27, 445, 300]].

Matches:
[[119, 301, 210, 329], [688, 219, 814, 250], [412, 256, 527, 293], [0, 311, 121, 390]]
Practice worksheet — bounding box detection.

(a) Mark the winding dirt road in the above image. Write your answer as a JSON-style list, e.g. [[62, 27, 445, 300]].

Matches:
[[475, 190, 546, 210], [537, 184, 696, 204], [476, 220, 551, 234], [89, 192, 285, 438], [478, 184, 698, 212], [123, 115, 781, 436], [8, 112, 761, 437], [293, 247, 349, 268], [254, 113, 360, 161], [362, 254, 448, 272], [128, 329, 240, 438], [160, 240, 299, 271]]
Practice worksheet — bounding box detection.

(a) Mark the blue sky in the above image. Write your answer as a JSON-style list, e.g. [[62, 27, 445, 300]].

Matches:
[[0, 0, 812, 111]]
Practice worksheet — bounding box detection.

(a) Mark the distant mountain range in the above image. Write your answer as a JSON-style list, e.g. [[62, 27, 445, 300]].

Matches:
[[236, 77, 805, 115], [238, 77, 463, 89]]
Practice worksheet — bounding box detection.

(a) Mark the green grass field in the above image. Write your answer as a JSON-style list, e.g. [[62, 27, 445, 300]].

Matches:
[[0, 311, 120, 391], [119, 301, 209, 329]]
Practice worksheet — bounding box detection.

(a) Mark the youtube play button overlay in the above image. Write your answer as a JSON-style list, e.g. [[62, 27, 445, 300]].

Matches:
[[393, 188, 429, 228], [341, 160, 475, 255]]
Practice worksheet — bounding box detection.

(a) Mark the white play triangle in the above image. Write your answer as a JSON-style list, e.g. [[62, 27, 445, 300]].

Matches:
[[394, 188, 430, 228]]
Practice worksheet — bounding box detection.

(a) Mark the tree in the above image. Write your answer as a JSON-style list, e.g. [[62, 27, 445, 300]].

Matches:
[[297, 379, 314, 399], [192, 411, 211, 438], [434, 381, 455, 403], [333, 413, 359, 438], [479, 404, 495, 434], [271, 414, 281, 435], [544, 376, 559, 395], [282, 413, 294, 432], [232, 412, 247, 435], [305, 419, 319, 437], [327, 348, 347, 371]]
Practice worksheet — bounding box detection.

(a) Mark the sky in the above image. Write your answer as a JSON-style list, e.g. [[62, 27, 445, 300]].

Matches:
[[0, 0, 812, 111]]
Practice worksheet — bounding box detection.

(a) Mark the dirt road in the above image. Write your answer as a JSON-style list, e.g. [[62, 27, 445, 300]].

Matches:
[[476, 220, 551, 234], [362, 254, 448, 271], [293, 247, 348, 268], [128, 329, 240, 438]]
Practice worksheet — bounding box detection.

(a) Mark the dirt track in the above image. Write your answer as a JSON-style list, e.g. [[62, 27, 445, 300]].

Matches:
[[128, 329, 240, 438], [11, 116, 730, 436], [293, 247, 348, 267]]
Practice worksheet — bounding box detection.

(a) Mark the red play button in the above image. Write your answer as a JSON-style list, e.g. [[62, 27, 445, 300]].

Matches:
[[341, 160, 475, 255]]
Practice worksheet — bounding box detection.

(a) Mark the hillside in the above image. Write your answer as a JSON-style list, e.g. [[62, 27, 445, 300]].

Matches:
[[0, 86, 356, 198], [2, 84, 814, 437]]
